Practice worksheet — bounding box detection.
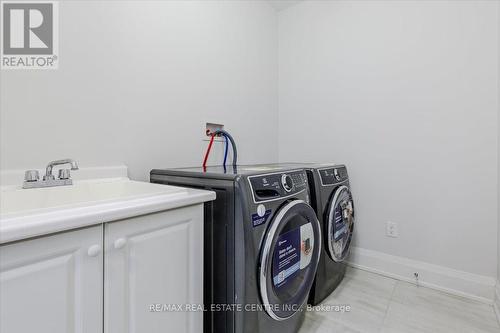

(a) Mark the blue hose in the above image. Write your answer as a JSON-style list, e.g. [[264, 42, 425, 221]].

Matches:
[[214, 129, 237, 167], [223, 134, 229, 167]]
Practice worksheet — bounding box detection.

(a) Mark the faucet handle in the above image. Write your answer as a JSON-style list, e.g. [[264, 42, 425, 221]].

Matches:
[[24, 170, 40, 182], [58, 169, 71, 180]]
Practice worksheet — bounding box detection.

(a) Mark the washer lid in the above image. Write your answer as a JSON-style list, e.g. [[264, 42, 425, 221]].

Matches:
[[259, 200, 321, 321], [326, 186, 354, 262]]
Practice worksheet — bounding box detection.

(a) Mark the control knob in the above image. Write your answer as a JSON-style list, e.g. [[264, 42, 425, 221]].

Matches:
[[334, 169, 341, 181], [281, 174, 294, 193]]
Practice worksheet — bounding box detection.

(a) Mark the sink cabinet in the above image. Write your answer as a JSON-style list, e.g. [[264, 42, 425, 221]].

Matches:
[[0, 225, 103, 333], [0, 205, 204, 333], [104, 205, 203, 333]]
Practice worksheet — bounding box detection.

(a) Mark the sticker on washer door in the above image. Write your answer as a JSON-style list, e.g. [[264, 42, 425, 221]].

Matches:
[[299, 223, 314, 269], [273, 228, 300, 288], [333, 204, 348, 241], [272, 223, 315, 289], [252, 207, 271, 227]]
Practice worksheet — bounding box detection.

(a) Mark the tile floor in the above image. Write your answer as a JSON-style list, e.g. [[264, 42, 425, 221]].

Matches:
[[299, 267, 500, 333]]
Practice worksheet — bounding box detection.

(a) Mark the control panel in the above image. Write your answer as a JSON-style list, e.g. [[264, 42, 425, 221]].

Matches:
[[249, 170, 308, 202], [318, 166, 348, 186]]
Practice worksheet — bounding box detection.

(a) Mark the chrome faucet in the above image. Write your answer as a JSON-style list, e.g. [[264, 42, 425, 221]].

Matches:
[[44, 159, 79, 181], [23, 158, 79, 189]]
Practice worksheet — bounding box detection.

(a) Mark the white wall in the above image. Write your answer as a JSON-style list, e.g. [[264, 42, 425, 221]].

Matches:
[[278, 0, 499, 279], [0, 0, 278, 181], [1, 0, 499, 292], [497, 0, 500, 312]]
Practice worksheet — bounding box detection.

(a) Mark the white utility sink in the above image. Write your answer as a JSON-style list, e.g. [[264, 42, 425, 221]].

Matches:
[[0, 177, 214, 244], [1, 178, 187, 216]]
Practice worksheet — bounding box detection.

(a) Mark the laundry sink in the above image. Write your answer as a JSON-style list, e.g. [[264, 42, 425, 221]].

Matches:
[[1, 178, 187, 216], [0, 177, 214, 244]]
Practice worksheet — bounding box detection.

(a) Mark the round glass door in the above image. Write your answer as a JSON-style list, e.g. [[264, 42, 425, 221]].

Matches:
[[326, 186, 354, 262], [259, 200, 321, 321]]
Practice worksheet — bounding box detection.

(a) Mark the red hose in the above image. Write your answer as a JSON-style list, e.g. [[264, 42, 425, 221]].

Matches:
[[202, 134, 216, 169]]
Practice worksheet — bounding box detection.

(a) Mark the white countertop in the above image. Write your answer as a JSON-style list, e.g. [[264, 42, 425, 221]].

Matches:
[[0, 177, 215, 244]]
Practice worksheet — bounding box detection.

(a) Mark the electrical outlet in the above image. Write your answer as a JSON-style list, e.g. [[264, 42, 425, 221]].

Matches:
[[386, 221, 399, 238]]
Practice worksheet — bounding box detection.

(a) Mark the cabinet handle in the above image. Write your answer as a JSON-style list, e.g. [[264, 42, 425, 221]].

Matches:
[[87, 244, 101, 257], [114, 238, 127, 249]]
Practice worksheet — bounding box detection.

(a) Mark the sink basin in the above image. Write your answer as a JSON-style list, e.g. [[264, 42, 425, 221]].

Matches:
[[1, 178, 188, 217], [0, 177, 216, 245]]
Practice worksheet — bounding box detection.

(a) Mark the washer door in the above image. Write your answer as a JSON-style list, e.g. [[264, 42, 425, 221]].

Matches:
[[259, 200, 321, 321], [326, 185, 354, 262]]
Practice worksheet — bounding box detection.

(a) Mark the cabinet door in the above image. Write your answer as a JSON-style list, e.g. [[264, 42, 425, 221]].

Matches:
[[105, 205, 203, 333], [0, 226, 103, 333]]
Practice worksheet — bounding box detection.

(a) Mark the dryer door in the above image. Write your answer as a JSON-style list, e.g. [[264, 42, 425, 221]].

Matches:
[[326, 185, 354, 262], [259, 200, 321, 321]]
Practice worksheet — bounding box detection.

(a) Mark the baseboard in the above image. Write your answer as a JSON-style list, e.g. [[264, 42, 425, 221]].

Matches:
[[346, 246, 496, 304], [494, 281, 500, 325]]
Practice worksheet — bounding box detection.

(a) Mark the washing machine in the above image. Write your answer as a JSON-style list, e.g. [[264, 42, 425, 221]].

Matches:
[[305, 164, 354, 305], [264, 163, 355, 305], [150, 165, 321, 333]]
